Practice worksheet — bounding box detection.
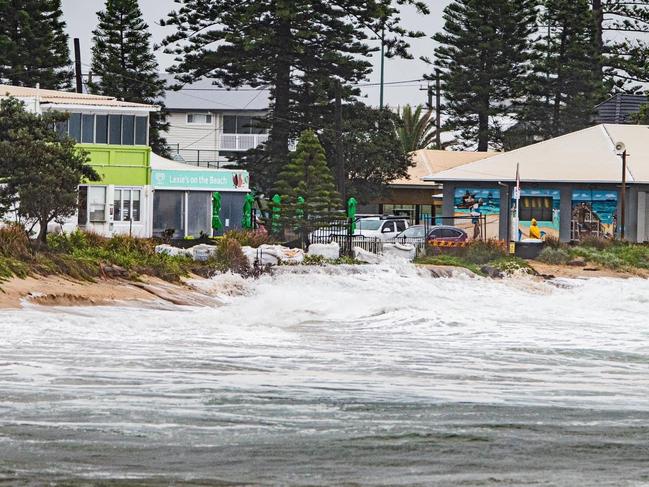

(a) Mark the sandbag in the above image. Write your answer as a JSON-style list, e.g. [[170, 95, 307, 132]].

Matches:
[[307, 242, 340, 260]]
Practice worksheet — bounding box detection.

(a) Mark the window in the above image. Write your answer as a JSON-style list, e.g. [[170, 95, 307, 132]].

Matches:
[[122, 115, 135, 145], [520, 196, 553, 222], [187, 113, 212, 124], [55, 119, 68, 139], [236, 115, 252, 134], [395, 220, 407, 232], [88, 186, 106, 222], [114, 188, 141, 222], [441, 228, 462, 238], [109, 115, 122, 144], [69, 113, 82, 142], [96, 115, 108, 143], [82, 114, 95, 143], [222, 114, 266, 134], [153, 191, 185, 237], [78, 186, 88, 225], [222, 115, 236, 133], [381, 221, 396, 233], [187, 192, 211, 237], [135, 116, 148, 145]]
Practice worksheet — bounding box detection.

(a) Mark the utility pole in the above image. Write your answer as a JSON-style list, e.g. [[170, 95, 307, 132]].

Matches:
[[435, 69, 442, 150], [379, 25, 385, 110], [73, 38, 83, 94], [419, 84, 433, 110], [621, 150, 627, 240], [335, 80, 345, 201]]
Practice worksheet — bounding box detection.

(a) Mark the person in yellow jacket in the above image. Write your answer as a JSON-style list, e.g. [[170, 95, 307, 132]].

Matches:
[[529, 218, 541, 239]]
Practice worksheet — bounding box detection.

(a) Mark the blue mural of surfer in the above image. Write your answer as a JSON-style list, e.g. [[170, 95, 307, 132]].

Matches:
[[571, 190, 617, 239]]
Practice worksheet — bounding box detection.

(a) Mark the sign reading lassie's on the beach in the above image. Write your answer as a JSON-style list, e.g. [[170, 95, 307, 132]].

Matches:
[[152, 168, 249, 191]]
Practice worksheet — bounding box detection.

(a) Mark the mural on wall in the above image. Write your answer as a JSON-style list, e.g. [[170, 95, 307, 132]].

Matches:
[[571, 190, 617, 240], [513, 189, 560, 240], [454, 188, 500, 239]]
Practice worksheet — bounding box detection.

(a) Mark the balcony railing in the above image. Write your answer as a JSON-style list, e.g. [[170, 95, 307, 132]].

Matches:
[[219, 133, 269, 151]]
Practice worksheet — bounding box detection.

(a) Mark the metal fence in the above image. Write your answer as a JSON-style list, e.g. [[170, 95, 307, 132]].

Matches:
[[272, 214, 489, 258]]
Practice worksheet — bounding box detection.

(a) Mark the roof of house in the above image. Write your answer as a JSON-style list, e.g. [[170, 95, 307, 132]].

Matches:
[[595, 93, 648, 124], [390, 149, 496, 187], [423, 124, 649, 184], [0, 84, 157, 109], [162, 75, 270, 112]]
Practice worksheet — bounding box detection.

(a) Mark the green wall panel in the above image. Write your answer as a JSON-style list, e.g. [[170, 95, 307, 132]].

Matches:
[[78, 144, 151, 186]]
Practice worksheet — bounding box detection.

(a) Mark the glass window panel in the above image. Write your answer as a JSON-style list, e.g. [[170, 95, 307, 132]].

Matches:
[[77, 186, 88, 225], [153, 191, 185, 238], [187, 192, 211, 237], [68, 113, 81, 142], [114, 189, 122, 222], [95, 115, 108, 143], [81, 114, 94, 143], [250, 118, 267, 134], [135, 116, 147, 145], [122, 189, 131, 221], [88, 186, 106, 222], [55, 119, 68, 139], [122, 115, 135, 145], [109, 115, 121, 144], [187, 113, 211, 124], [132, 190, 141, 222], [236, 115, 252, 134], [223, 115, 236, 134]]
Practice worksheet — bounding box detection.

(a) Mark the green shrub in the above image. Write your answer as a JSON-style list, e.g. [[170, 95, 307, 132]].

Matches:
[[214, 236, 250, 274], [0, 224, 32, 258], [579, 235, 613, 250], [222, 229, 271, 248], [543, 234, 564, 250], [303, 254, 326, 265], [462, 239, 507, 264], [537, 247, 571, 265]]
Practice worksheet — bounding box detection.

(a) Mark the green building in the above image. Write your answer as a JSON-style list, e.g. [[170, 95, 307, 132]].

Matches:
[[3, 84, 249, 238]]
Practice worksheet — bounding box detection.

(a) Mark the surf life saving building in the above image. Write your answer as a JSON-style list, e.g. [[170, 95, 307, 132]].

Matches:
[[424, 124, 649, 243], [1, 85, 249, 238]]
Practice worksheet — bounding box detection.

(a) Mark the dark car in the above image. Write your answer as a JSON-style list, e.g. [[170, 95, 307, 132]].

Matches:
[[394, 225, 427, 243], [426, 225, 468, 243]]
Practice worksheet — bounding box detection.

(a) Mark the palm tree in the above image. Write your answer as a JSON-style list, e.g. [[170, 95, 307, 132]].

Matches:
[[397, 104, 448, 152]]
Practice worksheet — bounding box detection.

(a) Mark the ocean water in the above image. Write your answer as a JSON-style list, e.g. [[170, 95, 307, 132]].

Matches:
[[1, 264, 649, 486]]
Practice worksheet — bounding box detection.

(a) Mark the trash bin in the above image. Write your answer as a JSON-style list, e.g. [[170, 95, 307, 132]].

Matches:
[[513, 240, 544, 259]]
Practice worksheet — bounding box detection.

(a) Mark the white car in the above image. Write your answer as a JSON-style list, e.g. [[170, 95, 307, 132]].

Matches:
[[308, 217, 409, 243], [354, 217, 409, 240]]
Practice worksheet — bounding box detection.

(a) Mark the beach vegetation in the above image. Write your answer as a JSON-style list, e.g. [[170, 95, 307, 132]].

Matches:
[[537, 247, 571, 265]]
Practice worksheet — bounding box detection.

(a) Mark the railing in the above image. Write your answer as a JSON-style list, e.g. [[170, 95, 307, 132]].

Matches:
[[219, 134, 269, 151]]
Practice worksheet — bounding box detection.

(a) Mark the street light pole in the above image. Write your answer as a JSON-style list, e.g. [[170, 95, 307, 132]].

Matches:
[[379, 25, 385, 110], [621, 149, 627, 240]]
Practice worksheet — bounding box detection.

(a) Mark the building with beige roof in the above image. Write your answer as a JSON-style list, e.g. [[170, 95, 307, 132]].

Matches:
[[423, 124, 649, 242], [362, 149, 495, 224]]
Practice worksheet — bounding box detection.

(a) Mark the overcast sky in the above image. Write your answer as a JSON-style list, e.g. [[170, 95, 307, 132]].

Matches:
[[60, 0, 451, 107]]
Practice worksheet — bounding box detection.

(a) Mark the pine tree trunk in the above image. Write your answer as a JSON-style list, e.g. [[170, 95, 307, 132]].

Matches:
[[592, 0, 604, 78], [38, 220, 48, 245], [477, 107, 489, 152], [269, 2, 292, 186], [552, 28, 568, 135]]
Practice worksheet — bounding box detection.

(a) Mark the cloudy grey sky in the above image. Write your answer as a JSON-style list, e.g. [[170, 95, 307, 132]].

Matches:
[[60, 0, 451, 107]]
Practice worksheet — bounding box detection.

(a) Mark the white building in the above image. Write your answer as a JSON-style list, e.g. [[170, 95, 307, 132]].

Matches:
[[163, 77, 270, 168]]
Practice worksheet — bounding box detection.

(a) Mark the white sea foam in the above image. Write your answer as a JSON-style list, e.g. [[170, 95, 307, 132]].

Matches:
[[1, 265, 648, 483]]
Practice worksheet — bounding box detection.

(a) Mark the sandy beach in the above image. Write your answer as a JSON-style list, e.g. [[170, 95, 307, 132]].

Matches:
[[0, 275, 223, 309]]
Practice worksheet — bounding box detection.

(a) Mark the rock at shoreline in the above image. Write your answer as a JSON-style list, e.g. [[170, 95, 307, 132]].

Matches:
[[480, 265, 504, 279], [567, 257, 587, 267]]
